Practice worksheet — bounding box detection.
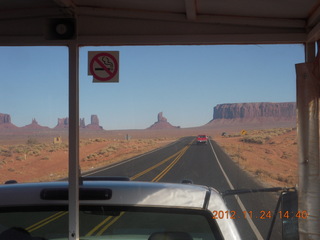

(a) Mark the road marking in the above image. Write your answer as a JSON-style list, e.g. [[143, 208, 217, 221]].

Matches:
[[26, 211, 68, 232], [85, 216, 113, 236], [25, 138, 192, 236], [208, 140, 264, 240], [83, 139, 180, 177], [85, 212, 125, 237], [96, 212, 125, 236], [130, 150, 181, 180], [152, 144, 190, 182], [85, 139, 193, 235]]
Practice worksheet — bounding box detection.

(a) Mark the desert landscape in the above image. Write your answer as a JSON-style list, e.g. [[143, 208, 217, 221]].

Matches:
[[0, 127, 298, 188], [0, 102, 298, 187], [0, 136, 175, 183]]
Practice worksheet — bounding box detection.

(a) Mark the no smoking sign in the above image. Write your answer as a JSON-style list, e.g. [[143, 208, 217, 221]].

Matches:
[[88, 51, 119, 82]]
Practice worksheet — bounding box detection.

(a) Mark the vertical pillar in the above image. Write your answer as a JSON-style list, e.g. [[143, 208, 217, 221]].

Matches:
[[297, 42, 320, 240], [68, 42, 79, 240]]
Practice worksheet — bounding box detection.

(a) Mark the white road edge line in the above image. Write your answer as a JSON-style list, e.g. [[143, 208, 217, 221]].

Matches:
[[209, 140, 264, 240]]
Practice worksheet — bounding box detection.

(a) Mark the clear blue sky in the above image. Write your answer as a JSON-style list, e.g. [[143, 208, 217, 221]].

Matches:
[[0, 44, 304, 130]]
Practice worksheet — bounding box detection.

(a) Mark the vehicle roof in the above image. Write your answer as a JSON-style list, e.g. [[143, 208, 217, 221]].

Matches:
[[0, 180, 241, 239], [0, 180, 217, 209]]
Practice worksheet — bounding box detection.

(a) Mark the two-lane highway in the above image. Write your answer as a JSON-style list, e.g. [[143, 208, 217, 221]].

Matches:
[[85, 136, 282, 240]]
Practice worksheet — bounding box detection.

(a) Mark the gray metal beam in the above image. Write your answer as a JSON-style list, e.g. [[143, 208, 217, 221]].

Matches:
[[296, 42, 320, 240], [68, 42, 80, 240]]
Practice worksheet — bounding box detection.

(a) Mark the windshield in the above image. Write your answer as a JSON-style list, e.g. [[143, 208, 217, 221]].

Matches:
[[0, 44, 303, 239], [0, 207, 220, 240]]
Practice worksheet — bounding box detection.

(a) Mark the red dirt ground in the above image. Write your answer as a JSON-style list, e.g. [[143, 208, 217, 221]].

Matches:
[[0, 128, 298, 188], [214, 129, 298, 187], [0, 138, 175, 183]]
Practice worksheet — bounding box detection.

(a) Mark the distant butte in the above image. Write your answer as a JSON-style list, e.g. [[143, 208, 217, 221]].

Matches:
[[55, 115, 103, 130], [206, 102, 296, 128], [21, 118, 50, 130], [0, 113, 17, 129], [0, 102, 296, 132], [85, 115, 103, 130], [147, 112, 180, 130]]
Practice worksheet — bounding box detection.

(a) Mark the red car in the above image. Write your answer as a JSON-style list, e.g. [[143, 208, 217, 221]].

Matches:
[[197, 135, 208, 144]]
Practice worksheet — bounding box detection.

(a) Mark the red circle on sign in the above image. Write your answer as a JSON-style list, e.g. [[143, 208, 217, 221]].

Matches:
[[90, 53, 118, 81]]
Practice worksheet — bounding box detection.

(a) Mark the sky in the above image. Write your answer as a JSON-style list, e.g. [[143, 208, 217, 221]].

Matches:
[[0, 44, 305, 130]]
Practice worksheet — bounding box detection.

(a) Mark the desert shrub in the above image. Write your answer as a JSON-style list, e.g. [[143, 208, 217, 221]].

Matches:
[[254, 168, 272, 177], [27, 149, 41, 156], [0, 149, 12, 157], [281, 151, 292, 159], [94, 138, 106, 142], [227, 134, 241, 137], [230, 153, 247, 161], [47, 143, 68, 152], [263, 157, 273, 165], [276, 174, 289, 183], [80, 139, 91, 146], [15, 156, 24, 161], [26, 137, 39, 145], [83, 153, 98, 161], [241, 136, 265, 144]]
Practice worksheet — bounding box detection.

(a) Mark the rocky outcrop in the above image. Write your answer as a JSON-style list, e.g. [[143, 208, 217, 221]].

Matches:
[[0, 113, 11, 124], [80, 118, 86, 128], [54, 115, 103, 130], [85, 115, 103, 130], [21, 118, 50, 130], [148, 112, 180, 130], [0, 113, 17, 129], [213, 102, 296, 120], [207, 102, 296, 127], [158, 112, 167, 122], [54, 118, 69, 129]]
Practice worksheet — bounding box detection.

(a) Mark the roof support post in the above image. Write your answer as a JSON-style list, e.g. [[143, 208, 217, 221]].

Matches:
[[68, 42, 80, 240], [296, 42, 320, 240]]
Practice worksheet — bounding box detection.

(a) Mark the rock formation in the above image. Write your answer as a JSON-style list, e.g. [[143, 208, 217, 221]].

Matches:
[[158, 112, 167, 122], [80, 118, 86, 128], [207, 102, 296, 127], [213, 102, 296, 120], [54, 115, 103, 130], [0, 113, 17, 129], [21, 118, 50, 130], [148, 112, 180, 130], [0, 113, 11, 124], [54, 118, 69, 129], [85, 115, 103, 130]]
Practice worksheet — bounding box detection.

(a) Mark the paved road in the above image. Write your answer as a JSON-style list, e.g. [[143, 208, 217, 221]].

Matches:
[[84, 136, 283, 240]]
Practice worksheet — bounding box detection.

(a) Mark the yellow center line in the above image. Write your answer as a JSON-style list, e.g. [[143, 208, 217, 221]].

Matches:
[[130, 151, 181, 180], [152, 145, 190, 182], [87, 139, 195, 236], [96, 212, 125, 236], [85, 215, 113, 236], [26, 140, 194, 236], [26, 211, 68, 232]]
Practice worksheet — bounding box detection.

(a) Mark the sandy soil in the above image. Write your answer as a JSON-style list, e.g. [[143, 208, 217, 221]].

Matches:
[[0, 128, 298, 188], [0, 137, 175, 183], [214, 128, 298, 187]]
